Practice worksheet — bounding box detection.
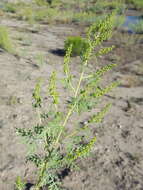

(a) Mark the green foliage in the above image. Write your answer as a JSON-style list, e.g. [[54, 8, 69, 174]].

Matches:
[[33, 7, 59, 22], [125, 0, 143, 9], [91, 81, 119, 98], [66, 137, 96, 162], [35, 52, 46, 67], [16, 12, 118, 190], [72, 12, 102, 24], [32, 78, 43, 108], [1, 0, 59, 24], [0, 26, 14, 53], [88, 103, 112, 123], [95, 45, 115, 56], [129, 20, 143, 34], [117, 32, 142, 47], [17, 6, 59, 24], [64, 36, 90, 56], [15, 176, 26, 190], [3, 3, 17, 13], [72, 0, 126, 25], [34, 0, 56, 6], [1, 0, 126, 26], [86, 0, 125, 14], [18, 7, 35, 24], [48, 71, 59, 105], [34, 9, 50, 21], [34, 0, 49, 6], [114, 15, 126, 29]]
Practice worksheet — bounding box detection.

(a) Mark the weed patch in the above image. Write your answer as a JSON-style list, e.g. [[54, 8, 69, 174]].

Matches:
[[129, 20, 143, 34], [3, 2, 17, 13], [0, 26, 14, 53], [35, 52, 46, 67], [125, 0, 143, 9]]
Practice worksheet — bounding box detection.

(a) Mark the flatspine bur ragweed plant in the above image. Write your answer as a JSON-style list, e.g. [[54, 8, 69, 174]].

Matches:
[[16, 12, 119, 190]]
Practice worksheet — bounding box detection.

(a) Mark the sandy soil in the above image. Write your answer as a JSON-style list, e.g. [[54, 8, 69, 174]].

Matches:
[[0, 15, 143, 190]]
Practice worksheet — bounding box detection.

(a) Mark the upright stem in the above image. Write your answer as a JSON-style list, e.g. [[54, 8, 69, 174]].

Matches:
[[34, 148, 53, 190], [34, 162, 48, 190], [54, 65, 86, 148], [74, 69, 85, 97], [35, 62, 87, 189]]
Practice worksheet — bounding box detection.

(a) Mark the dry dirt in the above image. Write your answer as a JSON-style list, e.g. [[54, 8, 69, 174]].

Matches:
[[0, 16, 143, 190]]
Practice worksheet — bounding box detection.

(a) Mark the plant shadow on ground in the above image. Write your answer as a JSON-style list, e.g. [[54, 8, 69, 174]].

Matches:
[[24, 168, 71, 190], [24, 183, 34, 190], [57, 168, 71, 180], [24, 183, 48, 190], [49, 48, 65, 56]]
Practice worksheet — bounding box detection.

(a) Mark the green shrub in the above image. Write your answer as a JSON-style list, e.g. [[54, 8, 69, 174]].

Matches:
[[34, 0, 49, 6], [72, 12, 100, 24], [125, 0, 143, 9], [34, 0, 55, 6], [0, 26, 13, 53], [56, 10, 74, 23], [35, 8, 59, 22], [114, 15, 126, 29], [15, 176, 26, 190], [86, 0, 126, 14], [18, 7, 35, 24], [34, 8, 49, 21], [64, 36, 90, 56], [17, 6, 59, 23], [3, 3, 17, 13]]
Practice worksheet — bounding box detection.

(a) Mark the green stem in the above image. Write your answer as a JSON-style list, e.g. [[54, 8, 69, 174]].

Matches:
[[54, 65, 86, 148], [69, 81, 76, 93], [34, 147, 53, 190], [34, 163, 47, 190], [54, 102, 76, 147], [35, 63, 87, 189], [74, 69, 84, 97], [34, 148, 52, 190]]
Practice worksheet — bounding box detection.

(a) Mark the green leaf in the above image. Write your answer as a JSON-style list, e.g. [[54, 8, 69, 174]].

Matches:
[[48, 71, 59, 105], [32, 78, 43, 108], [15, 176, 25, 190], [88, 103, 112, 123]]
